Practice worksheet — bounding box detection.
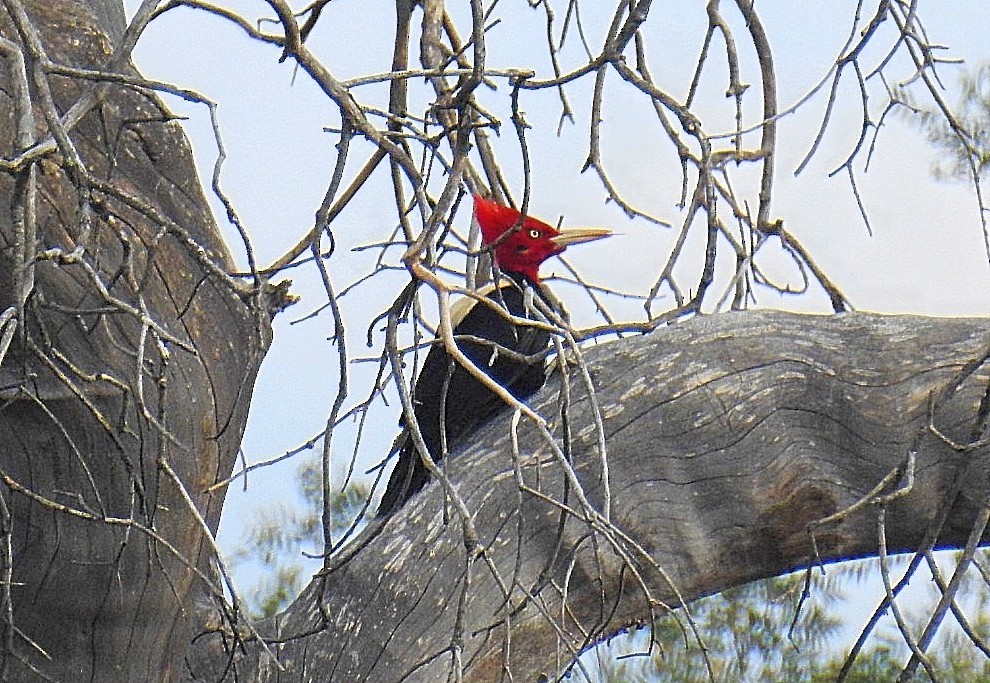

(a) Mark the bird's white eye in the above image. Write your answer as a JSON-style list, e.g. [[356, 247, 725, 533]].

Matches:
[[528, 229, 541, 239]]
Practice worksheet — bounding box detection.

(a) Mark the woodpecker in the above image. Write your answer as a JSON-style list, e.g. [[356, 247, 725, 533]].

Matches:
[[376, 194, 611, 516]]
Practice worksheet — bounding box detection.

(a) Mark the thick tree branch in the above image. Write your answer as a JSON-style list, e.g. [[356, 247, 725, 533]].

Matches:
[[185, 311, 990, 681]]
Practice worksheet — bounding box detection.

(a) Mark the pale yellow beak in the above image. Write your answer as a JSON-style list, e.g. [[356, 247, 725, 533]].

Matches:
[[550, 227, 612, 249]]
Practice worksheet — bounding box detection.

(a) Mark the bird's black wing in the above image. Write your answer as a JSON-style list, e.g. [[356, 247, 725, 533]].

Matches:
[[376, 276, 552, 516]]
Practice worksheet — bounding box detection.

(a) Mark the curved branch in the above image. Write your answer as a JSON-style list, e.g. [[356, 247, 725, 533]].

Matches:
[[186, 311, 990, 681]]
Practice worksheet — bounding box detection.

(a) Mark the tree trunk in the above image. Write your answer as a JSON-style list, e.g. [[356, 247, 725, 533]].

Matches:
[[0, 1, 270, 680], [5, 2, 990, 682]]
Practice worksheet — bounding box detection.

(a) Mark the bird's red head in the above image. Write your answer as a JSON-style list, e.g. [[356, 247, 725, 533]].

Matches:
[[473, 194, 610, 283]]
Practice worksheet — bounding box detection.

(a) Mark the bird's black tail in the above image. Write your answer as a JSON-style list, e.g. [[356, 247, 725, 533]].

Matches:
[[376, 434, 432, 517]]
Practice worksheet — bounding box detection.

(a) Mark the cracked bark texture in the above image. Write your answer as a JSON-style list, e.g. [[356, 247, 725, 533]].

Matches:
[[184, 311, 990, 681], [0, 1, 267, 680]]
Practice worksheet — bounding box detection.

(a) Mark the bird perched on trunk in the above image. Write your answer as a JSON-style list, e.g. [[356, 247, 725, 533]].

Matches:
[[376, 194, 611, 517]]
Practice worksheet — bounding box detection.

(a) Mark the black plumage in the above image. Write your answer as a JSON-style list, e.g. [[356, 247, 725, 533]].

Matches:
[[376, 273, 552, 516]]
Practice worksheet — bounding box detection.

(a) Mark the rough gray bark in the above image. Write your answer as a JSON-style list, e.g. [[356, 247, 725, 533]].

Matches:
[[183, 311, 990, 681], [76, 0, 125, 42], [0, 1, 270, 680]]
